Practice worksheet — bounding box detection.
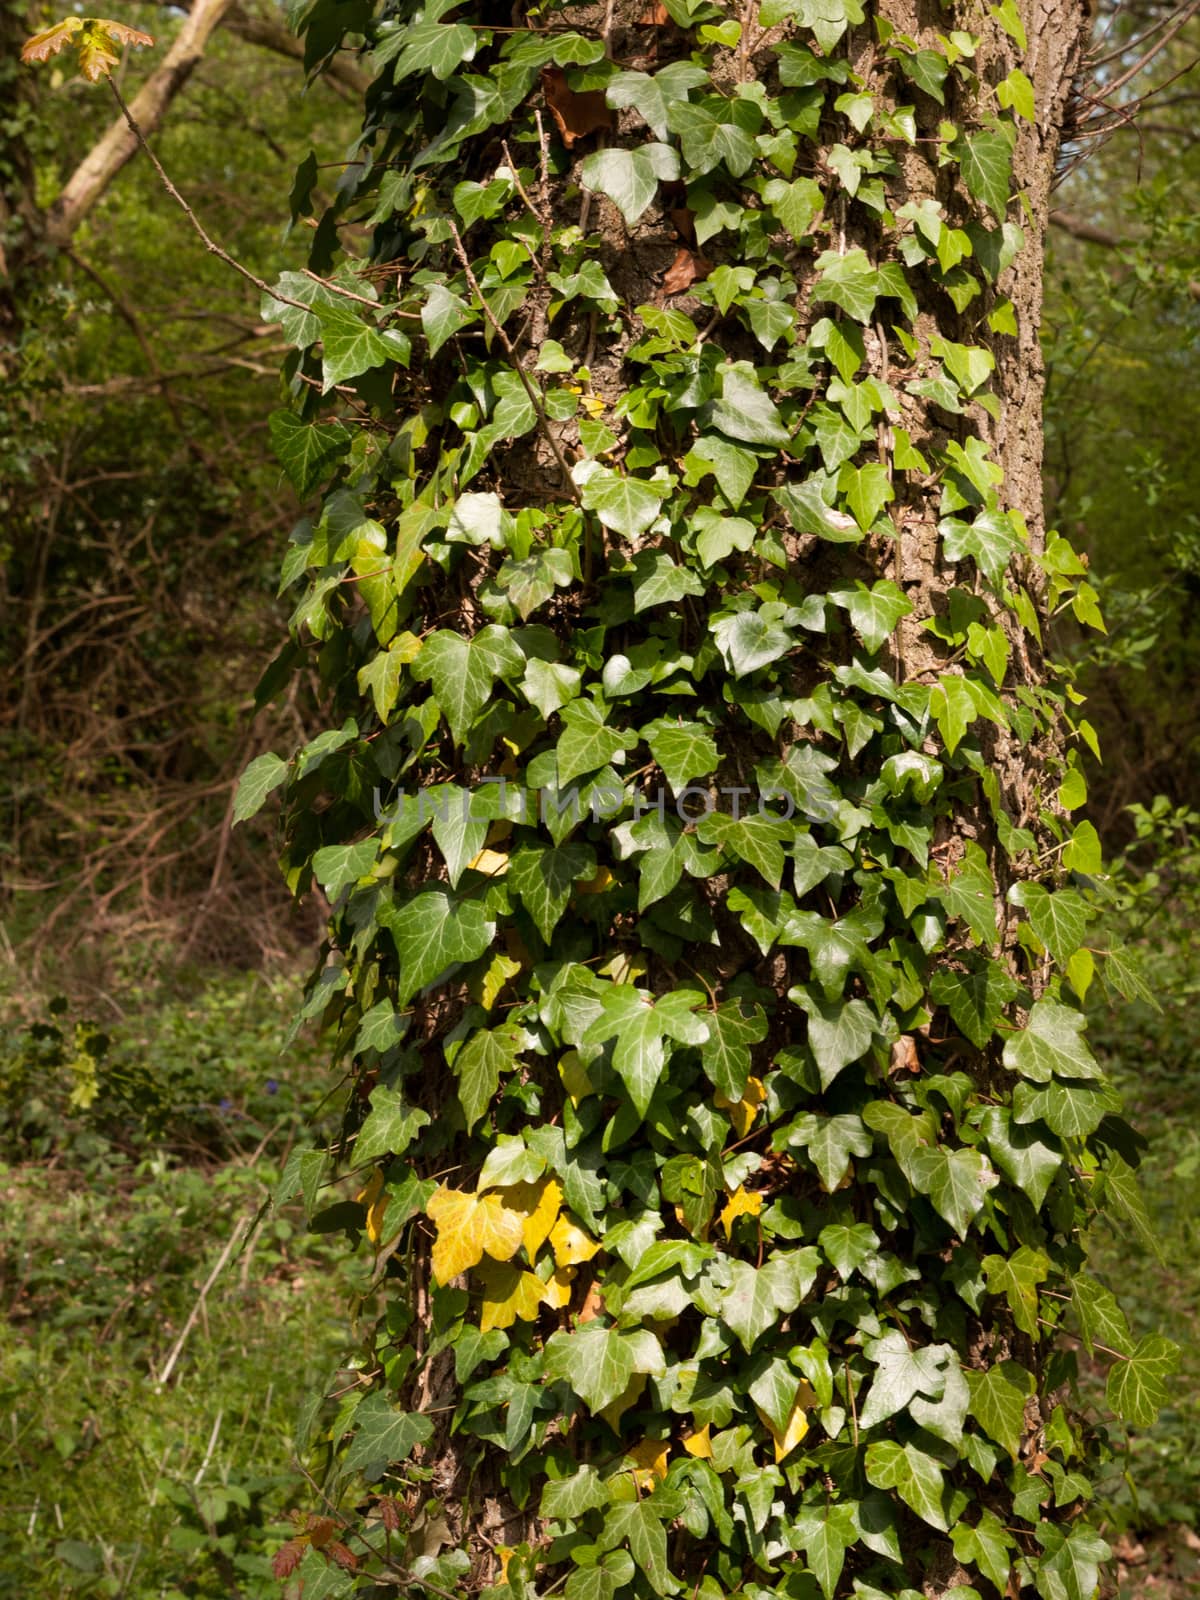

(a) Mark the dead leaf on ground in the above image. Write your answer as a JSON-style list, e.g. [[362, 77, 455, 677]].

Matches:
[[662, 247, 711, 295], [541, 66, 614, 147], [890, 1034, 921, 1074], [636, 0, 671, 22]]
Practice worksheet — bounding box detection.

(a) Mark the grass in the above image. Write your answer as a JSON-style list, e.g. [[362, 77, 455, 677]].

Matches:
[[0, 964, 349, 1599]]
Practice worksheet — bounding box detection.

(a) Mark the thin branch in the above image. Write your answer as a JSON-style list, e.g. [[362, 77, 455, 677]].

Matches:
[[446, 220, 579, 498]]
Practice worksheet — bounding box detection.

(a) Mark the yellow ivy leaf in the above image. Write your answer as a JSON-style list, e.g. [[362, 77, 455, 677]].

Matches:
[[356, 1168, 388, 1245], [540, 1264, 575, 1309], [715, 1074, 767, 1137], [599, 951, 645, 985], [550, 1213, 601, 1266], [558, 1051, 596, 1107], [719, 1185, 764, 1238], [683, 1425, 713, 1458], [574, 866, 615, 895], [476, 1258, 546, 1331], [504, 1175, 563, 1259], [497, 1549, 516, 1583], [598, 1372, 647, 1431], [467, 848, 510, 877], [426, 1185, 525, 1283], [756, 1379, 817, 1462], [626, 1437, 671, 1488], [470, 950, 521, 1010]]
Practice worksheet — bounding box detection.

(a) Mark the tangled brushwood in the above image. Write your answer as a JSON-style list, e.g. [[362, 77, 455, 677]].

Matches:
[[243, 0, 1181, 1594]]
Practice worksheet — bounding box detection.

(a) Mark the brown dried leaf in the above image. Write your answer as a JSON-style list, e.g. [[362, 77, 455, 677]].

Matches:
[[889, 1034, 921, 1074], [669, 207, 698, 247], [541, 66, 613, 148], [377, 1497, 403, 1533], [636, 1, 671, 22], [662, 247, 711, 296]]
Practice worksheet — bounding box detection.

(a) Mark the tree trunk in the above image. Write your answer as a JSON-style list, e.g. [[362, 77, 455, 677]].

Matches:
[[263, 0, 1166, 1594]]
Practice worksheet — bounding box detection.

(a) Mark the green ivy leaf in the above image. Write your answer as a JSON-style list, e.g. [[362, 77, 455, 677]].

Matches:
[[341, 1393, 433, 1478], [965, 1361, 1031, 1457], [1002, 998, 1101, 1083], [234, 751, 287, 823], [510, 841, 597, 941], [956, 130, 1013, 218], [1105, 1334, 1179, 1428], [381, 886, 496, 1006], [579, 142, 680, 225]]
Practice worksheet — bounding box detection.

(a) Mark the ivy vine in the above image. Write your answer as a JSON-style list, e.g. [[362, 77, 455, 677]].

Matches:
[[234, 0, 1180, 1594]]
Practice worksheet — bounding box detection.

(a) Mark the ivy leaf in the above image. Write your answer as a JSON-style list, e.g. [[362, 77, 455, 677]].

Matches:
[[859, 1330, 953, 1428], [965, 1361, 1031, 1457], [631, 551, 706, 612], [381, 18, 476, 79], [935, 842, 999, 945], [697, 811, 793, 888], [717, 1252, 818, 1351], [412, 626, 523, 745], [793, 1503, 856, 1600], [978, 1108, 1063, 1208], [910, 1145, 998, 1236], [956, 130, 1013, 218], [543, 1322, 665, 1412], [982, 1246, 1048, 1337], [575, 462, 669, 536], [1036, 1525, 1112, 1600], [556, 698, 639, 784], [763, 176, 825, 241], [268, 410, 351, 497], [1013, 1076, 1120, 1139], [829, 579, 909, 649], [598, 1499, 680, 1594], [940, 509, 1023, 585], [422, 282, 473, 356], [792, 990, 879, 1089], [354, 1087, 432, 1164], [784, 1112, 873, 1190], [606, 62, 711, 140], [1070, 1274, 1133, 1359], [234, 752, 287, 823], [711, 611, 796, 676], [341, 1393, 432, 1479], [509, 841, 597, 941], [813, 248, 879, 322], [699, 1000, 768, 1099], [541, 1466, 612, 1520], [584, 986, 709, 1115], [426, 1185, 526, 1281], [1106, 1334, 1179, 1427], [579, 142, 680, 225], [836, 466, 896, 535], [951, 1510, 1014, 1594], [667, 97, 761, 178], [930, 960, 1021, 1048], [1002, 998, 1101, 1083], [1009, 883, 1092, 966], [865, 1440, 950, 1530], [452, 1024, 525, 1131], [381, 887, 496, 1006], [314, 301, 402, 392], [709, 368, 790, 448], [643, 718, 719, 791]]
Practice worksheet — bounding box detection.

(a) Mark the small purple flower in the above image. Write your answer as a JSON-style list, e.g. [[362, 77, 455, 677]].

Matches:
[[219, 1097, 232, 1112], [265, 1078, 279, 1095]]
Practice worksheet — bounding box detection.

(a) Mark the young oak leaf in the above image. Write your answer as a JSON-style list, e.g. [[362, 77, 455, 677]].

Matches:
[[426, 1184, 527, 1282], [22, 17, 154, 82]]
